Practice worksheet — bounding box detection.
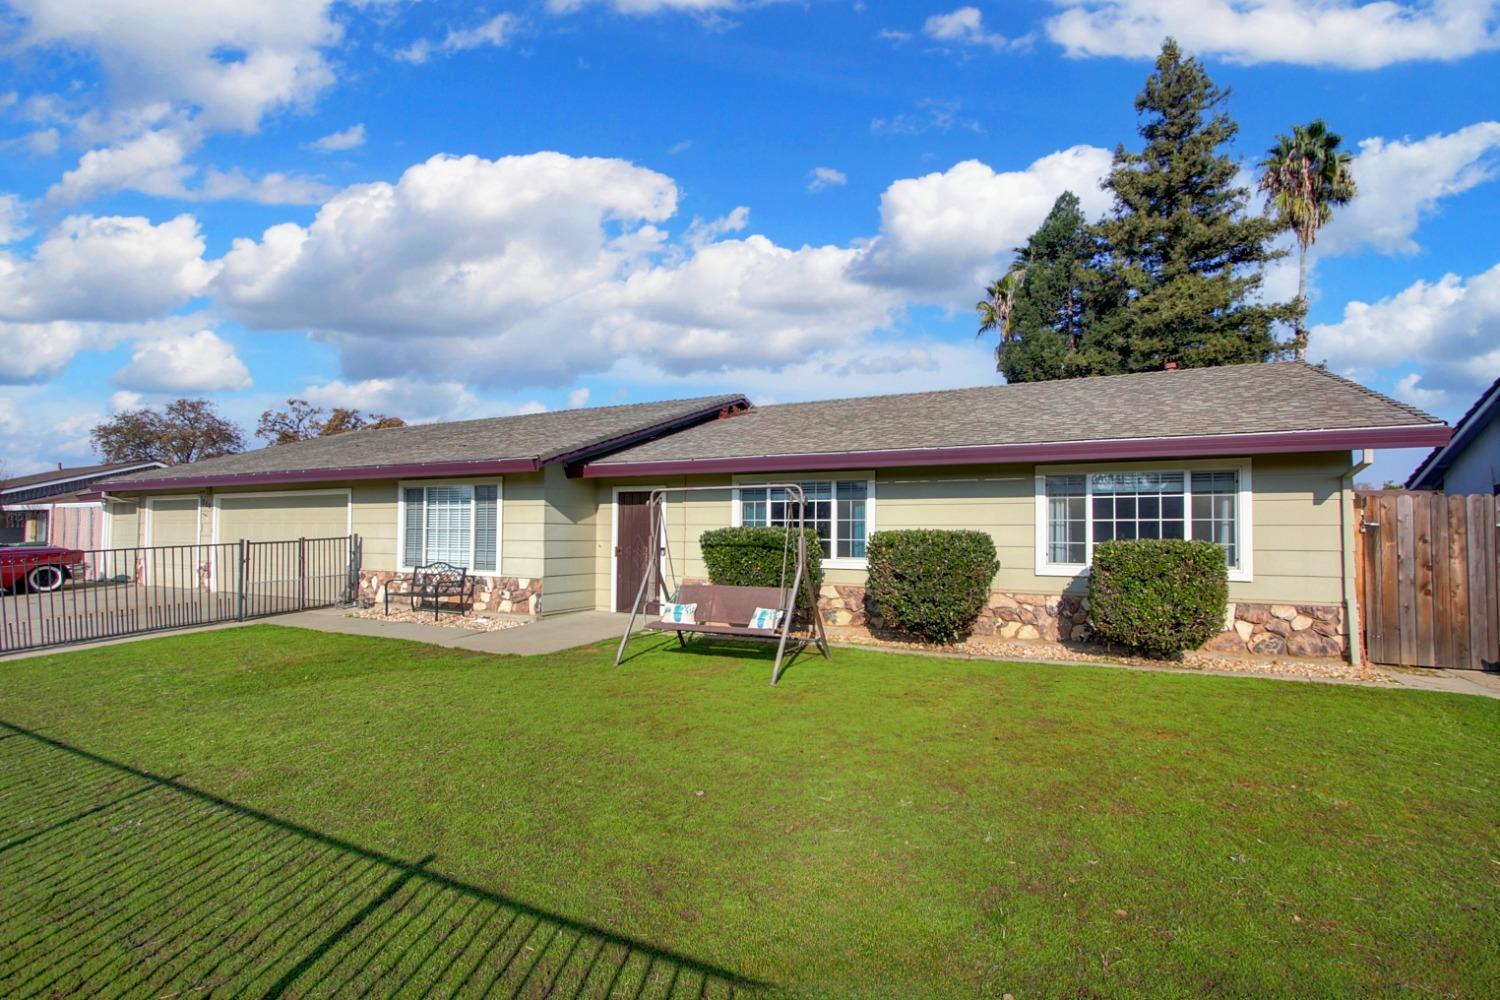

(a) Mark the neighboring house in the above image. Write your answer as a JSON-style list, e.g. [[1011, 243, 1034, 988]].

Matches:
[[97, 363, 1449, 661], [0, 461, 165, 547], [1405, 376, 1500, 494]]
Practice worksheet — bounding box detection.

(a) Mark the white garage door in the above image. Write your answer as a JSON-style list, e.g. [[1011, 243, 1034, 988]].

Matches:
[[146, 497, 200, 547], [217, 492, 349, 543]]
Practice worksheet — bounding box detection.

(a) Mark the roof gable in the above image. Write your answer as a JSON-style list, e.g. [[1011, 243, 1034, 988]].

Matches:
[[1406, 376, 1500, 489]]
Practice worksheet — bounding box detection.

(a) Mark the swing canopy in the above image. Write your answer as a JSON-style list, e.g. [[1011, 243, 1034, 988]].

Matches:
[[613, 483, 830, 685]]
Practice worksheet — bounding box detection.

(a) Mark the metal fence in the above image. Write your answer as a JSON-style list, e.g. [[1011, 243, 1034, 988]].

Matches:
[[0, 535, 361, 656]]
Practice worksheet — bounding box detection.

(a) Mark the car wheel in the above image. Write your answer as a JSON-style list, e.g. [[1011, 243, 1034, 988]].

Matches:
[[25, 564, 66, 593]]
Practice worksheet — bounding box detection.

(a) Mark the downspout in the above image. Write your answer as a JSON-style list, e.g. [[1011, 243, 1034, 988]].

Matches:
[[1340, 449, 1373, 667]]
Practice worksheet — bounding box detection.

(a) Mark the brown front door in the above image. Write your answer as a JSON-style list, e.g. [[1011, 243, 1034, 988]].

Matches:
[[616, 491, 659, 613]]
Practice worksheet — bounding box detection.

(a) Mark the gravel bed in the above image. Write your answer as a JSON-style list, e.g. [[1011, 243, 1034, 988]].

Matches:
[[348, 607, 529, 632], [825, 628, 1389, 683]]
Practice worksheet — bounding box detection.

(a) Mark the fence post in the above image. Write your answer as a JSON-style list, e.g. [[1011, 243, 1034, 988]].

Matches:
[[298, 537, 307, 611], [237, 539, 248, 622]]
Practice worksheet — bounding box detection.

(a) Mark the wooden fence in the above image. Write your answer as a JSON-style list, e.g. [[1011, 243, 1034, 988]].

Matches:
[[1355, 490, 1498, 670]]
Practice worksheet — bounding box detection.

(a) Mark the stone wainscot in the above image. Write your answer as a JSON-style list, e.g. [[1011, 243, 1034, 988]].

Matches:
[[818, 585, 1347, 659], [358, 571, 542, 615]]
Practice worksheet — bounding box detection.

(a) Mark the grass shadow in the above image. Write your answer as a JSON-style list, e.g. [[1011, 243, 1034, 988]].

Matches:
[[0, 719, 764, 999]]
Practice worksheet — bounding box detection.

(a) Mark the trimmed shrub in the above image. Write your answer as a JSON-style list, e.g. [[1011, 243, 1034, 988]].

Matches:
[[1087, 539, 1228, 658], [700, 526, 824, 603], [866, 529, 998, 644]]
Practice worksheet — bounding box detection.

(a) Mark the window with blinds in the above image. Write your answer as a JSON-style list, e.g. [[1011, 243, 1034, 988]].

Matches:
[[738, 479, 871, 560], [1039, 468, 1244, 571], [400, 482, 500, 571]]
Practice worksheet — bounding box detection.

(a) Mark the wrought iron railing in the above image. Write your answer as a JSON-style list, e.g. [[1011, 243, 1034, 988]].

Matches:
[[0, 535, 360, 655]]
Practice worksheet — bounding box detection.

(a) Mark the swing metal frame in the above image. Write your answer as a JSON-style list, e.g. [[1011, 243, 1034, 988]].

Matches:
[[612, 483, 831, 685]]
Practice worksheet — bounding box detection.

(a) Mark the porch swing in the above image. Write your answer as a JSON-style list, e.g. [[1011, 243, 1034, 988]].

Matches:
[[612, 483, 831, 685]]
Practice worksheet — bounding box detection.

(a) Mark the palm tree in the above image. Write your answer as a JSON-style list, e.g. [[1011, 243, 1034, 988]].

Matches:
[[975, 263, 1026, 365], [1258, 119, 1358, 359]]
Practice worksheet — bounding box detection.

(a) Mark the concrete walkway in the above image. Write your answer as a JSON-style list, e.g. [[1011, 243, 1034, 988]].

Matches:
[[1372, 664, 1500, 699], [274, 607, 633, 655]]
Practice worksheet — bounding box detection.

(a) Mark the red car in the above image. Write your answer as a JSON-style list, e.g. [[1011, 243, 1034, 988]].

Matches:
[[0, 544, 86, 593]]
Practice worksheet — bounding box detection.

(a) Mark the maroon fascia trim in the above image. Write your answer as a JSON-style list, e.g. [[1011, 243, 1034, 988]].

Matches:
[[580, 425, 1452, 478], [95, 458, 540, 493]]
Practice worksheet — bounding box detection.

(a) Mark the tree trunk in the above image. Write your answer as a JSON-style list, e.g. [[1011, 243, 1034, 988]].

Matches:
[[1295, 242, 1310, 361]]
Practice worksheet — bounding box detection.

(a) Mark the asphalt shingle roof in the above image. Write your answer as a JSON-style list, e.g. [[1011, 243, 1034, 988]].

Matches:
[[1, 462, 160, 493], [591, 362, 1441, 466], [111, 395, 744, 485]]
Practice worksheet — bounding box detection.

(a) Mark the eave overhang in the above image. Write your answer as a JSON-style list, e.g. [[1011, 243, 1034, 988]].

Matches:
[[94, 458, 542, 493]]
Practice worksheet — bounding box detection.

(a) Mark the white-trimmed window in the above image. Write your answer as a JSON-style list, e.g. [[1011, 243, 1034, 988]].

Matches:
[[735, 479, 874, 565], [399, 481, 500, 572], [1036, 465, 1251, 580]]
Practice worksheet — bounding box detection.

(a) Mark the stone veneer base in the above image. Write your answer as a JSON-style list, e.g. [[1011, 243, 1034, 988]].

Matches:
[[358, 570, 543, 616], [818, 584, 1347, 659]]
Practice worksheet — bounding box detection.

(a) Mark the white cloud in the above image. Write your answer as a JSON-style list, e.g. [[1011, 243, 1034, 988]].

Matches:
[[211, 151, 903, 386], [854, 145, 1114, 304], [17, 128, 62, 156], [216, 152, 682, 384], [605, 235, 901, 372], [1310, 261, 1500, 407], [1318, 122, 1500, 255], [0, 196, 31, 244], [684, 206, 749, 248], [112, 329, 252, 392], [924, 7, 1029, 51], [807, 167, 847, 192], [871, 97, 984, 137], [46, 128, 196, 205], [567, 387, 591, 408], [207, 144, 1132, 389], [1047, 0, 1500, 69], [299, 377, 482, 422], [396, 13, 517, 64], [200, 168, 336, 205], [0, 322, 87, 384], [9, 0, 342, 132], [546, 0, 746, 14], [45, 125, 337, 205], [0, 396, 20, 435], [0, 214, 216, 323], [108, 390, 143, 412], [309, 123, 366, 152], [878, 28, 913, 43]]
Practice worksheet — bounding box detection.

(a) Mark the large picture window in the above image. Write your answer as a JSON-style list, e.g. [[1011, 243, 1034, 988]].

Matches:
[[400, 482, 500, 572], [737, 479, 872, 562], [1037, 467, 1248, 577]]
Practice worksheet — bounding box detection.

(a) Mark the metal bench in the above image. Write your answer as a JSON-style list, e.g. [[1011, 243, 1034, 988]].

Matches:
[[385, 562, 475, 620]]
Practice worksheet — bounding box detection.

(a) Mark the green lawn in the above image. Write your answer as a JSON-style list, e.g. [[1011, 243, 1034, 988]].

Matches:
[[1, 626, 1497, 998]]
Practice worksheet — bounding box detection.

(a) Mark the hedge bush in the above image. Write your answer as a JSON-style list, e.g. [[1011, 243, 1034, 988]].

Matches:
[[1087, 539, 1228, 658], [866, 529, 998, 644], [700, 526, 823, 604]]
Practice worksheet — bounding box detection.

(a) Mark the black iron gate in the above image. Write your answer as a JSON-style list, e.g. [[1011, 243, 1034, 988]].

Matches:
[[0, 534, 361, 655]]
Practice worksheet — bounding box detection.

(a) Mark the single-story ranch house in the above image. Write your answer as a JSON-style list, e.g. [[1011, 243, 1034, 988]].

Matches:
[[98, 362, 1450, 662]]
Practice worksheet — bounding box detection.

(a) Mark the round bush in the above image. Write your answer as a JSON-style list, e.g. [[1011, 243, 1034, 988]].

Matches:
[[700, 526, 823, 606], [1087, 539, 1228, 657], [866, 529, 998, 644]]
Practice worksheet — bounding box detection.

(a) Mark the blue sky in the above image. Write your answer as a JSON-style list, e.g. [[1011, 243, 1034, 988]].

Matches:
[[1, 0, 1498, 486]]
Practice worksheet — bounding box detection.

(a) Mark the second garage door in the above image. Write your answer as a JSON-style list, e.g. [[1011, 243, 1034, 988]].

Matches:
[[217, 492, 349, 543]]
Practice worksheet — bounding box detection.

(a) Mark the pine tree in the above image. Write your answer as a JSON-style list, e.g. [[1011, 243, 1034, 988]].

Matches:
[[1083, 39, 1297, 374], [996, 191, 1094, 383]]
